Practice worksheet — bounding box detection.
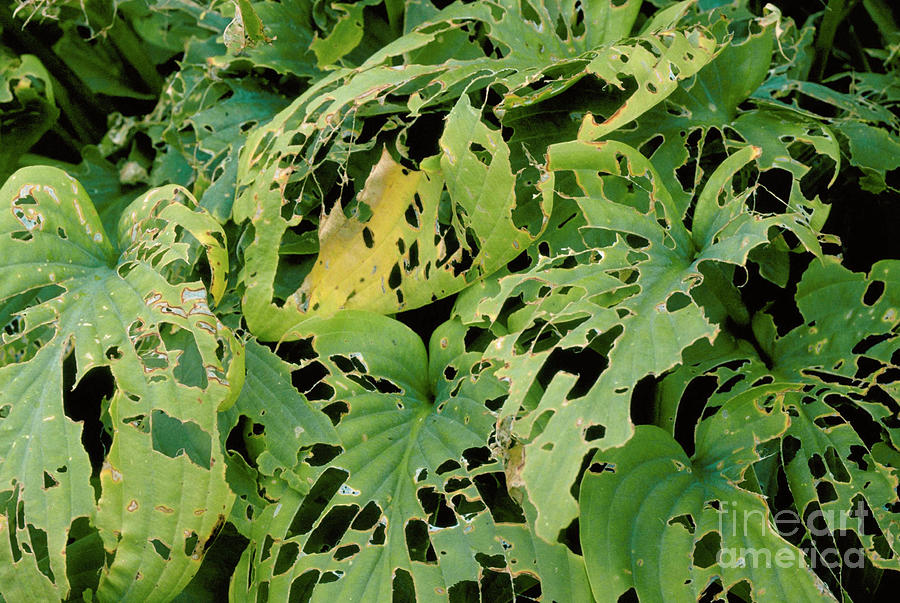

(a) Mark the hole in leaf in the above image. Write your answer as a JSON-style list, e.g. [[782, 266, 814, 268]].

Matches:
[[63, 362, 113, 483], [692, 531, 720, 569], [665, 292, 691, 312], [393, 567, 416, 602], [473, 473, 525, 523], [436, 459, 461, 475], [417, 487, 457, 528], [292, 361, 328, 393], [404, 519, 437, 563], [184, 531, 198, 557], [25, 524, 54, 582], [321, 401, 349, 425], [65, 517, 103, 594], [445, 477, 471, 493], [816, 480, 839, 503], [42, 471, 59, 489], [150, 538, 171, 560], [863, 280, 885, 306], [783, 435, 802, 465], [584, 424, 605, 441], [304, 504, 358, 554], [289, 570, 318, 603], [306, 381, 336, 401], [506, 250, 532, 273], [274, 542, 300, 574], [824, 446, 851, 482], [287, 468, 348, 538], [261, 535, 275, 561], [808, 454, 827, 478], [370, 521, 386, 545], [351, 501, 382, 531], [304, 443, 343, 467], [727, 580, 752, 602], [333, 544, 359, 562], [814, 415, 845, 430], [668, 514, 696, 533], [639, 134, 664, 158], [404, 204, 419, 228], [588, 462, 615, 474], [161, 323, 208, 388], [150, 410, 211, 469], [617, 588, 638, 602], [846, 445, 868, 471], [461, 447, 493, 471]]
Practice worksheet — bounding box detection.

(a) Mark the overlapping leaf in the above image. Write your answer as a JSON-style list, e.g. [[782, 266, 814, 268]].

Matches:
[[588, 6, 842, 223], [236, 95, 552, 340], [657, 258, 900, 578], [219, 338, 339, 499], [0, 51, 58, 181], [233, 0, 719, 340], [453, 139, 823, 539]]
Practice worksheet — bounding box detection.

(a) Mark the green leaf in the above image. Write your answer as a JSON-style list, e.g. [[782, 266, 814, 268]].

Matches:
[[0, 167, 241, 600], [597, 7, 844, 217], [149, 64, 288, 220], [225, 0, 320, 77], [835, 121, 900, 193], [228, 311, 589, 600], [580, 390, 833, 602], [19, 146, 143, 250], [233, 2, 721, 341], [219, 338, 339, 496], [575, 28, 717, 140], [754, 76, 898, 127], [51, 25, 156, 99], [309, 2, 365, 67], [0, 52, 58, 181]]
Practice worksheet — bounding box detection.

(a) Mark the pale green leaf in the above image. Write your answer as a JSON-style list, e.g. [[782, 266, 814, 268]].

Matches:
[[219, 338, 339, 495], [0, 167, 241, 601]]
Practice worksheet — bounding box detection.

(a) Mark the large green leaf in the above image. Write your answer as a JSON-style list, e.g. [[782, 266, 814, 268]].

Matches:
[[145, 56, 289, 221], [580, 388, 833, 602], [0, 167, 241, 600], [227, 312, 590, 601], [834, 121, 900, 193], [219, 338, 340, 499]]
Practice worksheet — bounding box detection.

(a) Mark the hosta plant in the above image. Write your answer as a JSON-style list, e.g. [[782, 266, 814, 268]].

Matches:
[[0, 0, 898, 601]]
